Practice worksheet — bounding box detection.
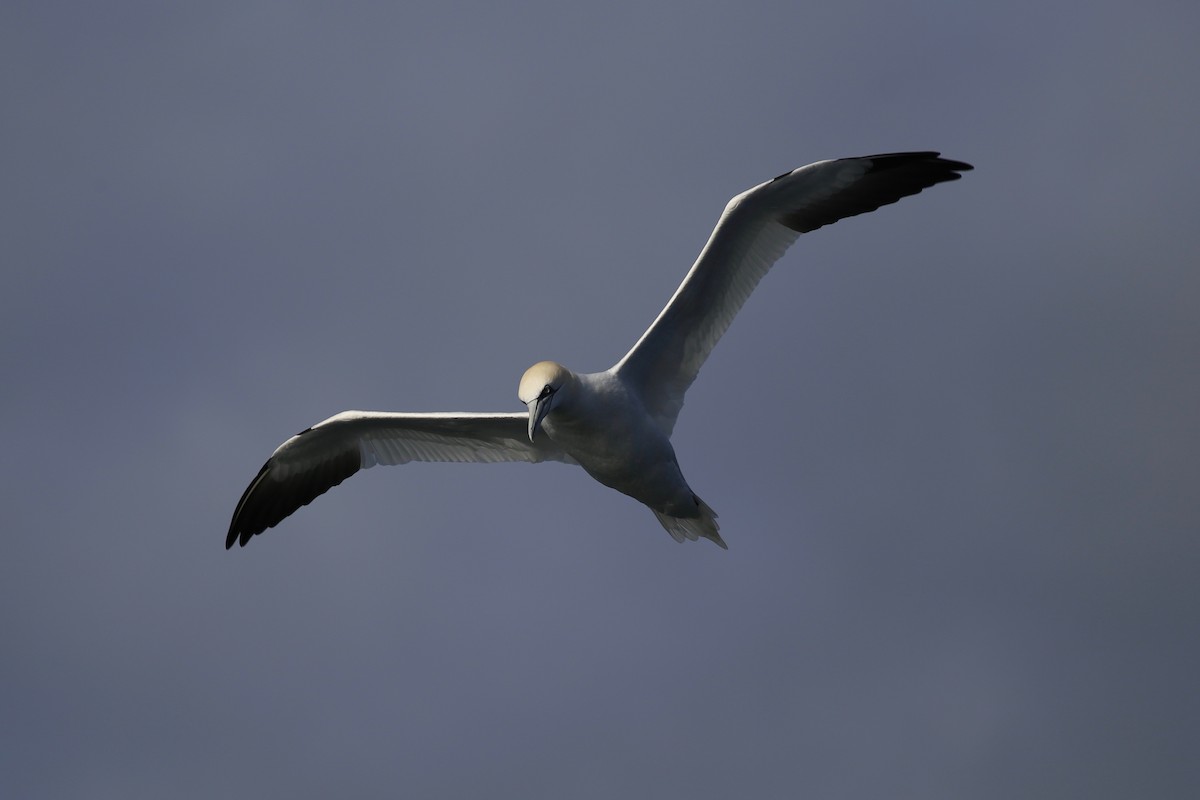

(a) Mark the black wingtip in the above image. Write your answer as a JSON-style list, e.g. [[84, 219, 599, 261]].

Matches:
[[225, 443, 362, 551], [226, 458, 274, 550], [778, 151, 973, 234], [860, 151, 974, 175]]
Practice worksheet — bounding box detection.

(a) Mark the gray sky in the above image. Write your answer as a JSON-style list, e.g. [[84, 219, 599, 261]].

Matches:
[[3, 2, 1198, 797]]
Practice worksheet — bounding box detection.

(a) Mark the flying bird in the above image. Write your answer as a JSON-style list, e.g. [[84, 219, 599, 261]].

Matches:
[[227, 152, 972, 549]]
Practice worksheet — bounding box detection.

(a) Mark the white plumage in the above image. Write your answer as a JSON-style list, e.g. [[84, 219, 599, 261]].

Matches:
[[228, 152, 972, 549]]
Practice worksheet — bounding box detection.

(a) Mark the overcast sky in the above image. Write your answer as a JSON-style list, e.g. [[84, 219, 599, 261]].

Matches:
[[3, 2, 1198, 798]]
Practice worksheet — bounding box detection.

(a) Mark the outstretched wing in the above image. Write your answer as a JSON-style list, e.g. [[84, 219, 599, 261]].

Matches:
[[227, 411, 576, 548], [613, 152, 972, 431]]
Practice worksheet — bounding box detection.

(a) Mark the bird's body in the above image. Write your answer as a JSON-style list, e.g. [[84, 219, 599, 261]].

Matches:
[[228, 152, 972, 549], [528, 367, 718, 544]]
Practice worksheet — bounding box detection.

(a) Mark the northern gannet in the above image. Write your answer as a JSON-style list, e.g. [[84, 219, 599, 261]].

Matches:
[[227, 152, 972, 549]]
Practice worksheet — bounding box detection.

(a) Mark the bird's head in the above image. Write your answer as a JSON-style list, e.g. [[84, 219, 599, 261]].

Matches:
[[518, 361, 572, 442]]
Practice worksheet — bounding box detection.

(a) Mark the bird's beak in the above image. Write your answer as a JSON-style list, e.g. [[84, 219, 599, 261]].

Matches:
[[527, 396, 552, 442]]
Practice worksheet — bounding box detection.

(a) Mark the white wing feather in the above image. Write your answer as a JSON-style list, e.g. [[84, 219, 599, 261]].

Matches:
[[227, 411, 574, 547], [614, 152, 971, 431]]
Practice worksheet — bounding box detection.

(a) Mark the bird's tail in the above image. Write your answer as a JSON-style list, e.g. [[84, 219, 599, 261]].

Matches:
[[652, 495, 727, 549]]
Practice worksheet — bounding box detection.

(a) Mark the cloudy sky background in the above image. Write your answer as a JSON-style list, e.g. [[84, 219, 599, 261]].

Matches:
[[3, 2, 1198, 797]]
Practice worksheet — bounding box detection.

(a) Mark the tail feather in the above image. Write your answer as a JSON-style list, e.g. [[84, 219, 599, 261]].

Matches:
[[651, 496, 727, 549]]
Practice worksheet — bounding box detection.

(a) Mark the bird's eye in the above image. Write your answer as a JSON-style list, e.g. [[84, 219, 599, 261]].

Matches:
[[539, 384, 554, 399]]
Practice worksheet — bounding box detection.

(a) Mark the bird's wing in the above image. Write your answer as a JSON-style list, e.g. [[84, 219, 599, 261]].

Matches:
[[613, 152, 972, 431], [227, 411, 575, 547]]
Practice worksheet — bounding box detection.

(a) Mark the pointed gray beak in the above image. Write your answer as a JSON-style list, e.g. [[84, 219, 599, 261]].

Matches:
[[527, 396, 552, 442]]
